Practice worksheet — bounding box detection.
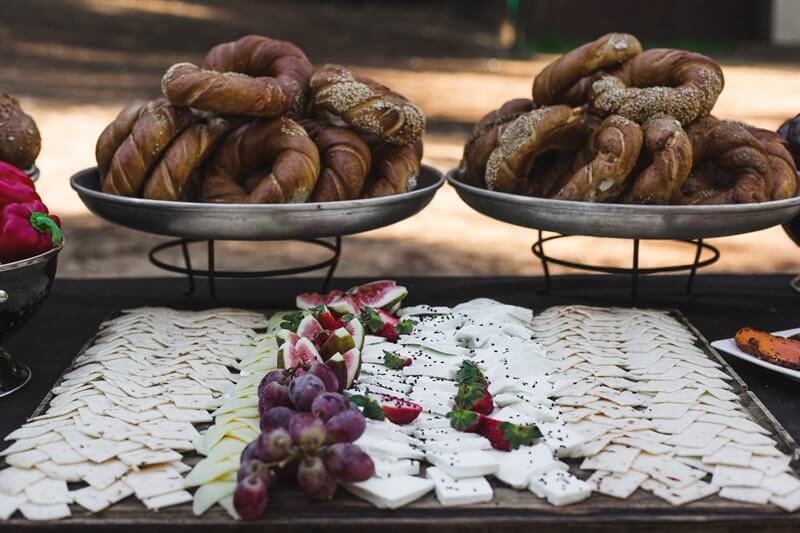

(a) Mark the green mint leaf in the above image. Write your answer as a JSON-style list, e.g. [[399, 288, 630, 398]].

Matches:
[[280, 311, 305, 332]]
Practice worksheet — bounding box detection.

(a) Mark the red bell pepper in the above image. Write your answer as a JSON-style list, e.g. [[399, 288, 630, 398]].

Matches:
[[0, 161, 40, 207], [0, 200, 62, 263]]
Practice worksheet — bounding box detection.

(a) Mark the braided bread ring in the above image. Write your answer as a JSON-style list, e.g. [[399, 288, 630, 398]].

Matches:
[[533, 33, 642, 107], [484, 105, 585, 194], [102, 101, 195, 197], [619, 114, 692, 204], [674, 116, 772, 204], [551, 115, 643, 202], [203, 35, 313, 116], [95, 100, 146, 177], [301, 120, 371, 202], [200, 117, 320, 203], [745, 126, 798, 200], [363, 140, 423, 198], [310, 64, 425, 146], [590, 49, 724, 125], [460, 98, 534, 186], [143, 117, 231, 201]]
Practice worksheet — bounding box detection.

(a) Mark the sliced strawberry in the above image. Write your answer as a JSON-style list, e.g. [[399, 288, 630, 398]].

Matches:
[[314, 306, 344, 330], [455, 360, 487, 386], [447, 409, 482, 433], [383, 351, 411, 370], [374, 393, 422, 425], [377, 323, 400, 342], [479, 417, 541, 451], [454, 383, 493, 415]]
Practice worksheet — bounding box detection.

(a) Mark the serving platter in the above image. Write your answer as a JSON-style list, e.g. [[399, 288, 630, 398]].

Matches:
[[446, 169, 800, 240], [71, 166, 443, 241], [712, 328, 800, 384], [2, 303, 799, 531]]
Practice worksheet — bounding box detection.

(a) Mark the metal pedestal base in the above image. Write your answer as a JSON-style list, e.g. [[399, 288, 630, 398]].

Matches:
[[0, 347, 31, 398], [148, 236, 342, 300], [532, 230, 721, 300]]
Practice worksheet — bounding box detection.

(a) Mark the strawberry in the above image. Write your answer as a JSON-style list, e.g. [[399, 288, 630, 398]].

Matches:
[[377, 324, 400, 342], [313, 305, 344, 330], [479, 417, 542, 451], [383, 351, 412, 370], [454, 382, 493, 415], [455, 360, 487, 386], [446, 409, 482, 433], [374, 393, 422, 425]]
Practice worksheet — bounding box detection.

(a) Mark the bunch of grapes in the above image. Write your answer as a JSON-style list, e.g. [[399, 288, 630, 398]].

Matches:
[[233, 364, 374, 520]]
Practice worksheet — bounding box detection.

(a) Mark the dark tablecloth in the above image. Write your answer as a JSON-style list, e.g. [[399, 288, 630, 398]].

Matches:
[[3, 274, 799, 442]]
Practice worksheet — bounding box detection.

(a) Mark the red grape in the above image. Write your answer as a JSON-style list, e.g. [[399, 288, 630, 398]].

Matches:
[[259, 381, 291, 417], [258, 369, 288, 397], [306, 363, 339, 392], [237, 459, 273, 485], [254, 427, 293, 462], [233, 473, 269, 520], [288, 412, 326, 452], [260, 406, 295, 431], [296, 456, 337, 501], [310, 392, 348, 422], [240, 441, 257, 463], [288, 373, 326, 410], [325, 409, 366, 443], [324, 443, 375, 482]]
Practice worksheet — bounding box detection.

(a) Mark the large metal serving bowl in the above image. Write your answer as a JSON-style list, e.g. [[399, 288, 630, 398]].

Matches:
[[70, 166, 444, 241], [0, 245, 61, 396], [0, 245, 61, 341], [447, 169, 800, 240]]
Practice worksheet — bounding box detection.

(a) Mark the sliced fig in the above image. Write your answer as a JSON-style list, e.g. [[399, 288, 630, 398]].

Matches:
[[319, 328, 356, 360], [280, 337, 323, 370], [276, 329, 300, 344], [347, 281, 408, 311], [328, 294, 361, 316], [341, 348, 361, 389], [297, 314, 324, 341], [325, 353, 347, 392], [375, 308, 399, 327], [344, 318, 365, 350], [296, 290, 343, 310]]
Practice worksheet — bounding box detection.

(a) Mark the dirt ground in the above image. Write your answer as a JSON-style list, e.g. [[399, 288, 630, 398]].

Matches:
[[3, 0, 799, 279]]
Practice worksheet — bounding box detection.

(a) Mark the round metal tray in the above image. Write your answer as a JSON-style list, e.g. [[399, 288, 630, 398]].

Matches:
[[447, 169, 800, 240], [71, 166, 443, 240]]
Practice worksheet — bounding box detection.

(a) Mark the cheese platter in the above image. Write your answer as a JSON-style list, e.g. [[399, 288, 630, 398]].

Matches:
[[1, 281, 799, 529]]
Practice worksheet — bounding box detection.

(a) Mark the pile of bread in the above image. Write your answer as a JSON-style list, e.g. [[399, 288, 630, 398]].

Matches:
[[96, 35, 425, 203], [460, 33, 798, 205], [0, 91, 40, 173]]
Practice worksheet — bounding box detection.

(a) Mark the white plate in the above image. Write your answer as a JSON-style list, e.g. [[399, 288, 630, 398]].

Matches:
[[711, 328, 800, 382]]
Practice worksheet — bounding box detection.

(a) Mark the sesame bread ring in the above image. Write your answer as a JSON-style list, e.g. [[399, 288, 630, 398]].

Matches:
[[484, 105, 586, 194], [162, 36, 313, 117], [95, 99, 147, 178], [460, 98, 534, 186], [673, 116, 772, 204], [590, 49, 724, 126], [744, 126, 798, 200], [363, 140, 423, 198], [532, 33, 642, 107], [551, 115, 643, 202], [199, 117, 320, 204], [619, 114, 692, 204], [310, 64, 425, 146], [300, 119, 372, 202], [143, 116, 232, 201], [102, 100, 195, 197]]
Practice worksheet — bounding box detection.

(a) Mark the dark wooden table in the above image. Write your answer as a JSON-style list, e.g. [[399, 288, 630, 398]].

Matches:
[[2, 274, 799, 532]]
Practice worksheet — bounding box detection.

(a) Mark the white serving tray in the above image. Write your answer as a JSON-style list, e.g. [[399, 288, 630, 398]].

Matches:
[[712, 327, 800, 382]]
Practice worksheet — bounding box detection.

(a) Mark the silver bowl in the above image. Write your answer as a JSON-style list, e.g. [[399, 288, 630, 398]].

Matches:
[[0, 245, 61, 397], [70, 166, 444, 240], [447, 169, 800, 240]]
